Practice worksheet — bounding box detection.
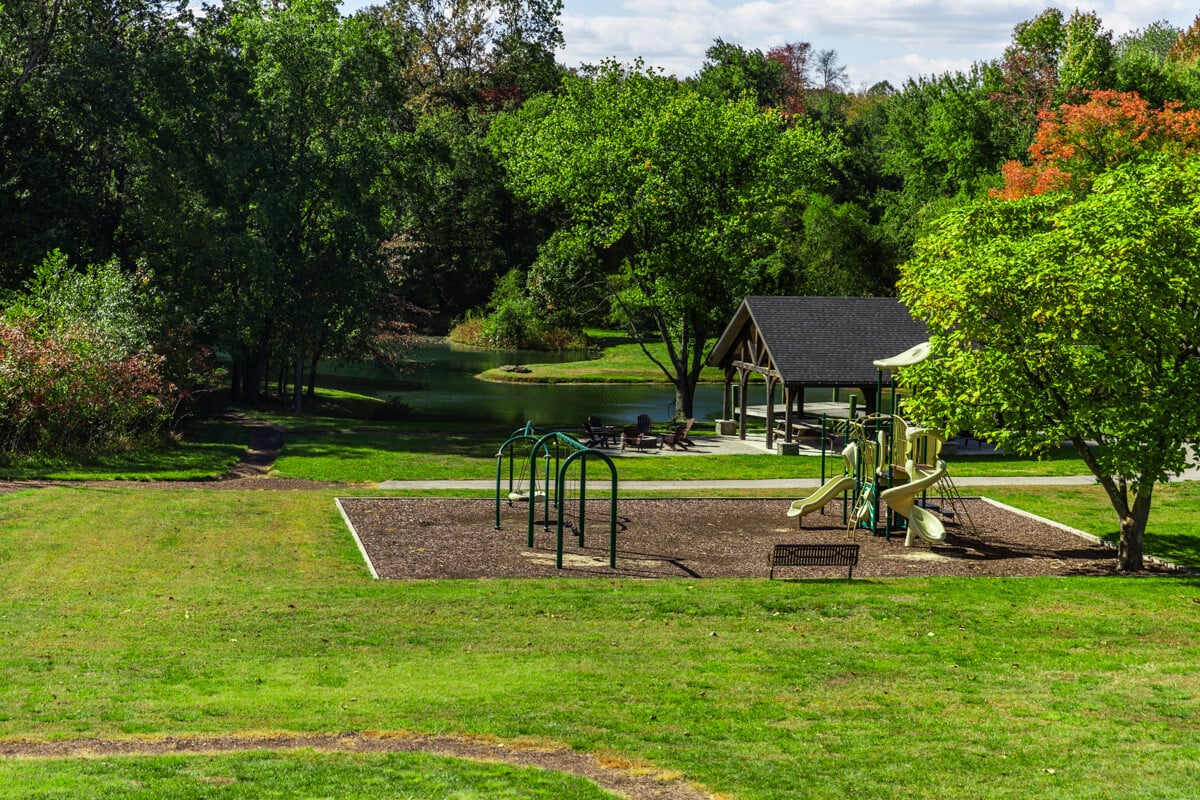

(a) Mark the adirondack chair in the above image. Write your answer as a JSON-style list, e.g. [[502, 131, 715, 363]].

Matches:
[[661, 422, 693, 450], [622, 424, 660, 451], [583, 416, 613, 448]]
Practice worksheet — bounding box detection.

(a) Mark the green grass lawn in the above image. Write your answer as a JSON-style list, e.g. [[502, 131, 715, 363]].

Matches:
[[0, 404, 1100, 484], [0, 386, 1095, 488], [0, 751, 614, 799], [267, 419, 1092, 483], [477, 337, 725, 384], [1, 486, 1198, 799], [986, 482, 1200, 568], [0, 418, 248, 481]]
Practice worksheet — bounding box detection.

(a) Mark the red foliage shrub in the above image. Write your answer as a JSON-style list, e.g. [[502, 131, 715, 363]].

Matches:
[[0, 317, 177, 456]]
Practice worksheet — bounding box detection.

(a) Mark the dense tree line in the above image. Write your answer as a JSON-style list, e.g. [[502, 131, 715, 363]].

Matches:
[[2, 2, 1199, 450]]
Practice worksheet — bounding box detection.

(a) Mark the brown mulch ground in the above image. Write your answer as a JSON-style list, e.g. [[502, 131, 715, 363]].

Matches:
[[340, 496, 1169, 579]]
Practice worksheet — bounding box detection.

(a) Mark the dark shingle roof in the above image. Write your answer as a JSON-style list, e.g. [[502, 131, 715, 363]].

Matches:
[[707, 296, 928, 386]]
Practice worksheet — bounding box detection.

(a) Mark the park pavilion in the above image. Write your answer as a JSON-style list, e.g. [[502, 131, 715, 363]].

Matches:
[[707, 296, 928, 450]]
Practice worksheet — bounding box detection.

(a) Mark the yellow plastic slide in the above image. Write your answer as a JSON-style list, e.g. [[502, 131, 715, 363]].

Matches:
[[787, 444, 858, 527], [787, 474, 857, 527], [879, 459, 948, 547]]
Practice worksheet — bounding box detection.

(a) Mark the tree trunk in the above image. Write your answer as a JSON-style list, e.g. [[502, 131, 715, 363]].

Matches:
[[306, 348, 322, 398], [1073, 437, 1152, 573], [1118, 489, 1152, 572], [675, 384, 692, 420], [230, 357, 242, 404], [293, 352, 304, 415]]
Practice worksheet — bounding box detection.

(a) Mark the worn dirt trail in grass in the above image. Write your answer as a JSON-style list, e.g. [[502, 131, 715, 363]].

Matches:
[[0, 731, 713, 800]]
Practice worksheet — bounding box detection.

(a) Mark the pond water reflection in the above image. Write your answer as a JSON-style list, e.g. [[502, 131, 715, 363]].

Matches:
[[322, 339, 830, 430], [319, 340, 720, 429]]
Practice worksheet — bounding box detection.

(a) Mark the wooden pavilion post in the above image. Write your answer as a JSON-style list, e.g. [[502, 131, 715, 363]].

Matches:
[[737, 367, 749, 440], [765, 376, 778, 450], [722, 367, 734, 421], [861, 385, 877, 416], [783, 386, 796, 444]]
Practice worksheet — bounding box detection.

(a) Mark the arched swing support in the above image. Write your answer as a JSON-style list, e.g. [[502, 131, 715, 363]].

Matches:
[[494, 423, 543, 529], [523, 431, 619, 570]]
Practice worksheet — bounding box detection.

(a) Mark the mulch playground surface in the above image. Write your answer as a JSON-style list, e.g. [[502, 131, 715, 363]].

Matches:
[[339, 496, 1164, 579]]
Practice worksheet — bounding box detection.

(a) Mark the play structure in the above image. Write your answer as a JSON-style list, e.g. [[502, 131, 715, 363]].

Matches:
[[789, 340, 975, 545], [495, 422, 619, 569]]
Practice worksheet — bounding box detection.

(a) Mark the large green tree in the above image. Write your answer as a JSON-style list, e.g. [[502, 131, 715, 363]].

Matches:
[[691, 38, 786, 108], [137, 0, 403, 405], [0, 0, 177, 280], [369, 0, 565, 320], [490, 63, 843, 417], [898, 153, 1200, 571]]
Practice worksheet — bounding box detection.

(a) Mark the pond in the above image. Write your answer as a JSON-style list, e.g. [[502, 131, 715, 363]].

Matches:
[[321, 339, 832, 430]]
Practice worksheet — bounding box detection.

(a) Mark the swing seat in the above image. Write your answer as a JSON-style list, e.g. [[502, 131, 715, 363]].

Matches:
[[507, 490, 547, 502]]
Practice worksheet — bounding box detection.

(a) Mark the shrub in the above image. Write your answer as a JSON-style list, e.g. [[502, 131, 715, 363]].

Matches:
[[448, 314, 487, 347], [0, 251, 181, 457], [0, 317, 175, 456]]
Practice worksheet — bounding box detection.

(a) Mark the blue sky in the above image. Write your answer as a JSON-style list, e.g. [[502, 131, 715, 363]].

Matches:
[[337, 1, 1197, 88]]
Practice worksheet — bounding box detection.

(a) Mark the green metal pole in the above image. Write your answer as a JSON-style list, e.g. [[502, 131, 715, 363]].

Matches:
[[555, 484, 565, 569], [495, 451, 503, 530], [609, 470, 618, 569], [542, 453, 552, 531], [527, 454, 536, 547], [577, 455, 587, 545]]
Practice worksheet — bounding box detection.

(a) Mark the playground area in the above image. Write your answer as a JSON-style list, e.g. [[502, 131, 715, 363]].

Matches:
[[338, 496, 1163, 579]]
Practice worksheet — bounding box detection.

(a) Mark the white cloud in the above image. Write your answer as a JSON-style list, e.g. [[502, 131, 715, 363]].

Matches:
[[561, 0, 1045, 82], [340, 0, 1198, 87]]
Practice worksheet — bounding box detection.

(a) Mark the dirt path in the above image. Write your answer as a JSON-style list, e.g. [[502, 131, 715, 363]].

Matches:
[[0, 731, 713, 800], [0, 414, 342, 492]]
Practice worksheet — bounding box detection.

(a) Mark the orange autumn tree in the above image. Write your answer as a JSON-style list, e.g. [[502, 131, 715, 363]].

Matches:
[[993, 89, 1200, 199]]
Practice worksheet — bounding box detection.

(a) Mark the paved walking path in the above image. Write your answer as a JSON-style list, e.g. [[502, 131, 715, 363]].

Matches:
[[376, 475, 1103, 491]]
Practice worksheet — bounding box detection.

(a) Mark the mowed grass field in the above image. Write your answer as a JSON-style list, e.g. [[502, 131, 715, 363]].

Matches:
[[1, 486, 1198, 798]]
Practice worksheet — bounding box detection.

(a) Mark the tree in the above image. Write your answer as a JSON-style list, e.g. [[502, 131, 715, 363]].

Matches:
[[813, 48, 848, 92], [394, 108, 541, 319], [898, 153, 1200, 572], [490, 63, 843, 417], [769, 193, 893, 296], [692, 38, 786, 108], [1055, 10, 1114, 104], [876, 67, 1013, 262], [370, 0, 563, 323], [987, 8, 1065, 155], [993, 90, 1200, 200], [136, 0, 403, 406], [373, 0, 564, 113], [0, 0, 178, 281], [1113, 20, 1186, 105], [766, 41, 812, 115]]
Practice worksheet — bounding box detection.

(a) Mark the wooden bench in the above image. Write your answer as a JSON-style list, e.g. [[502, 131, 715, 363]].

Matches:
[[768, 543, 860, 579]]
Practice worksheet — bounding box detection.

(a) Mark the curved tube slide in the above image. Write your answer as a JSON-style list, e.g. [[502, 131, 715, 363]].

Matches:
[[880, 459, 948, 546]]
